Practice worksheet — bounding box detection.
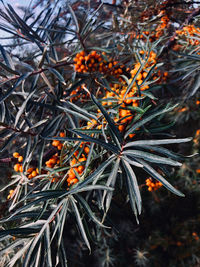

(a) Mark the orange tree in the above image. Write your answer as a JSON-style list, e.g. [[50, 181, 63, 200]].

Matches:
[[0, 1, 199, 266]]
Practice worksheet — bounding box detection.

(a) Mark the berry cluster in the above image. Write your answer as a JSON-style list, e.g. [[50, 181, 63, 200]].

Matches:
[[67, 144, 90, 186], [145, 178, 163, 191], [13, 152, 39, 179], [73, 50, 124, 77], [176, 25, 200, 46], [10, 47, 169, 199], [13, 152, 23, 172]]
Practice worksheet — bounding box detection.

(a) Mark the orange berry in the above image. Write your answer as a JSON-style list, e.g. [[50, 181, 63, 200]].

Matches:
[[27, 167, 34, 173], [57, 144, 63, 150], [78, 165, 84, 173], [13, 152, 20, 158], [120, 109, 127, 117], [31, 171, 37, 177], [70, 158, 77, 167], [60, 132, 65, 137], [18, 156, 23, 163], [19, 165, 23, 172], [14, 164, 20, 172], [80, 51, 85, 56], [118, 125, 124, 132], [49, 158, 57, 164], [84, 147, 90, 154], [129, 134, 135, 138], [52, 140, 60, 147], [136, 73, 142, 81], [68, 168, 76, 179], [79, 157, 86, 163], [28, 174, 33, 179], [164, 72, 168, 77]]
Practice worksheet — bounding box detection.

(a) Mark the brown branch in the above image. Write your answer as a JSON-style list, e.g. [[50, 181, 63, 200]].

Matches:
[[0, 123, 37, 137], [0, 61, 73, 84]]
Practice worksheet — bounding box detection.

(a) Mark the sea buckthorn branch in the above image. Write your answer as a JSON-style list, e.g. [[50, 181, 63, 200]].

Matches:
[[0, 60, 73, 84]]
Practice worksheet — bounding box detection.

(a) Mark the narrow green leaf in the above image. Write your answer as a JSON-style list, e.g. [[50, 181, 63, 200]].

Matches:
[[0, 44, 16, 71], [70, 196, 90, 251], [124, 137, 192, 148], [76, 195, 107, 227], [14, 90, 36, 127], [91, 94, 122, 145], [137, 159, 185, 197], [122, 159, 142, 215], [125, 104, 178, 138], [71, 129, 120, 154], [0, 72, 30, 103], [123, 150, 182, 166], [67, 4, 79, 32]]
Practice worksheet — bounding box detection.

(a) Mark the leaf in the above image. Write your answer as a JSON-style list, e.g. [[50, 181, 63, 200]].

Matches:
[[57, 105, 94, 123], [121, 155, 143, 167], [76, 195, 107, 228], [0, 60, 19, 75], [40, 114, 63, 137], [0, 132, 19, 153], [14, 90, 36, 127], [66, 101, 98, 121], [0, 72, 30, 103], [8, 239, 33, 267], [6, 4, 44, 43], [137, 159, 185, 197], [0, 228, 39, 238], [91, 94, 122, 146], [0, 44, 16, 71], [125, 104, 178, 138], [71, 129, 120, 154], [190, 74, 200, 96], [123, 150, 182, 166], [124, 137, 192, 148], [22, 199, 66, 266], [122, 159, 142, 215], [48, 68, 66, 85], [40, 72, 55, 95], [67, 4, 79, 32], [103, 157, 120, 212], [70, 196, 90, 251]]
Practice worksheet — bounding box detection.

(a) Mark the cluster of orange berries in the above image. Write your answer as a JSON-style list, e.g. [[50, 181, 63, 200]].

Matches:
[[176, 25, 200, 46], [145, 178, 162, 191], [13, 152, 40, 179], [152, 15, 170, 40], [132, 12, 170, 42], [13, 152, 23, 172], [70, 84, 89, 102], [73, 50, 124, 77], [67, 143, 90, 186]]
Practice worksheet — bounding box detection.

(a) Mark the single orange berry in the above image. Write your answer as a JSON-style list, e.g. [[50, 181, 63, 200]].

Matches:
[[14, 164, 20, 172], [18, 156, 23, 163], [13, 152, 20, 158], [52, 140, 60, 147], [57, 144, 63, 150], [19, 165, 23, 172], [27, 167, 34, 173], [77, 165, 84, 173], [60, 132, 65, 137], [31, 171, 37, 177], [84, 147, 90, 154]]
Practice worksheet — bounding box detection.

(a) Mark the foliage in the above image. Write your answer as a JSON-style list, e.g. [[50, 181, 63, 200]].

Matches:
[[0, 0, 200, 266]]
